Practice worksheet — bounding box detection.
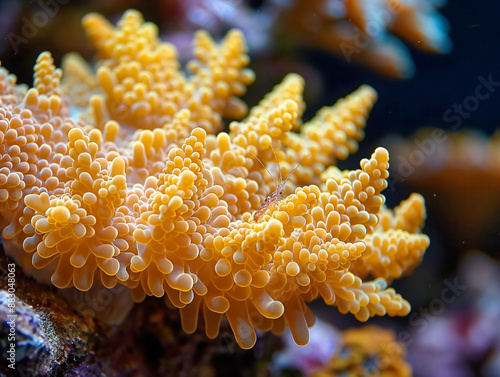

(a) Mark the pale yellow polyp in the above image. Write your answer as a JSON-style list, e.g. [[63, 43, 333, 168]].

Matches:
[[50, 206, 71, 223]]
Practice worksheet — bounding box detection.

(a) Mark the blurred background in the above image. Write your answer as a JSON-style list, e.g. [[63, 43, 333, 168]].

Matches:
[[0, 0, 499, 376]]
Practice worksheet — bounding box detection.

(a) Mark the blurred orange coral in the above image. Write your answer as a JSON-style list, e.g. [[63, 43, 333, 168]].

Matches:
[[276, 0, 451, 78], [0, 10, 428, 349], [387, 129, 500, 251]]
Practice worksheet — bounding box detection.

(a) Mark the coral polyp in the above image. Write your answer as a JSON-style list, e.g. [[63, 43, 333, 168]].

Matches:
[[0, 10, 429, 349]]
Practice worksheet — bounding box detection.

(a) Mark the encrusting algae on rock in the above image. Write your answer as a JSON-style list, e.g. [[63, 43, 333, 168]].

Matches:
[[0, 10, 429, 349]]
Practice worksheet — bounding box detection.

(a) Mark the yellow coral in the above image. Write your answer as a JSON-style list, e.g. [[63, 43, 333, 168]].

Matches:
[[0, 10, 429, 349], [19, 128, 134, 291], [0, 62, 26, 105], [82, 9, 254, 132], [33, 52, 62, 97], [60, 53, 99, 109], [350, 193, 429, 281]]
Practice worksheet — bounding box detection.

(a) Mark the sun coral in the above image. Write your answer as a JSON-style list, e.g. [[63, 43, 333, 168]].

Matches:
[[0, 10, 429, 349]]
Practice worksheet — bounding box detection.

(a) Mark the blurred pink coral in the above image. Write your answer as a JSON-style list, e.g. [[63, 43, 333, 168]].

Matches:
[[409, 252, 500, 377], [273, 318, 341, 374]]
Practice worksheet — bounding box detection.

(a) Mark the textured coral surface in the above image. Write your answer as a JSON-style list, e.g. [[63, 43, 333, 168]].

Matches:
[[0, 10, 429, 349]]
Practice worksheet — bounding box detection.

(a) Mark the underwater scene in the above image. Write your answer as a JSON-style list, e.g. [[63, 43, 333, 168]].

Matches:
[[0, 0, 498, 376]]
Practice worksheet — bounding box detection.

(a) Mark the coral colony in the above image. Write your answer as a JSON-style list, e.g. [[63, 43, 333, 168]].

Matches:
[[0, 10, 429, 349]]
